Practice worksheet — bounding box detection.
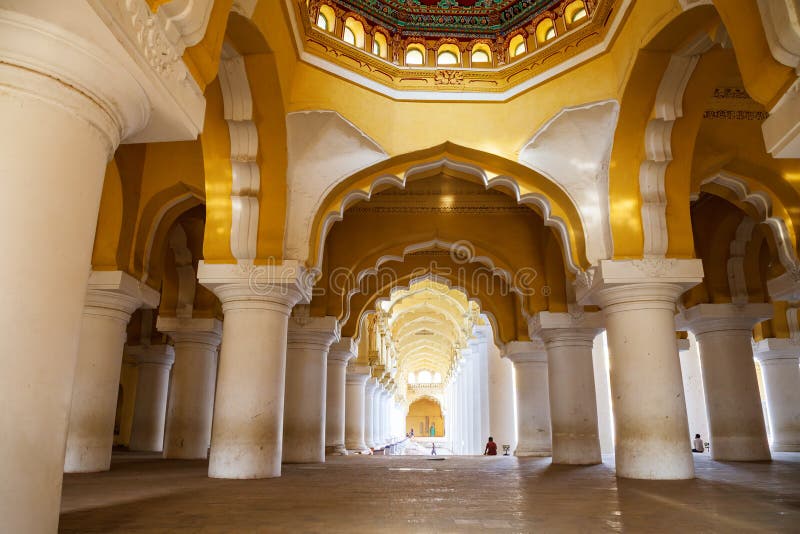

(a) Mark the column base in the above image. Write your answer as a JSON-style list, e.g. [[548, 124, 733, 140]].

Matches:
[[552, 435, 602, 465], [64, 445, 111, 473], [326, 445, 348, 456], [514, 448, 551, 457], [711, 437, 771, 461]]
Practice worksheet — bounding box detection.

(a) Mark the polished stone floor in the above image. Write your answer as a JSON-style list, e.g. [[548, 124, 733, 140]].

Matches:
[[60, 452, 800, 533]]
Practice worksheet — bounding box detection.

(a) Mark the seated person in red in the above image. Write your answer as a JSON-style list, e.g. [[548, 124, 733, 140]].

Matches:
[[484, 436, 497, 455]]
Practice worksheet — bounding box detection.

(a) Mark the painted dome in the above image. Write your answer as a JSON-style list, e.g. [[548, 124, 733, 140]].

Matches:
[[333, 0, 562, 38]]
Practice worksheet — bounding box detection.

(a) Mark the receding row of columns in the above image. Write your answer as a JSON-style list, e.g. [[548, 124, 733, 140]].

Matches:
[[502, 295, 800, 479]]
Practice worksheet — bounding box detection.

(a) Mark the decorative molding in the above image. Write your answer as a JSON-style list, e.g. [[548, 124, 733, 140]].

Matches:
[[640, 33, 714, 258], [702, 110, 769, 121], [86, 0, 205, 142], [285, 0, 634, 101], [218, 44, 260, 260]]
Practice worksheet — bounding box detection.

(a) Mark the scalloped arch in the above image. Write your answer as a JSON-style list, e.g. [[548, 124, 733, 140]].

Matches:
[[308, 142, 589, 275]]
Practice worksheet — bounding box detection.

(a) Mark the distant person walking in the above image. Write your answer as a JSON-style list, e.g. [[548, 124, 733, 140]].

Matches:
[[484, 436, 497, 456], [431, 442, 437, 456], [692, 434, 704, 453]]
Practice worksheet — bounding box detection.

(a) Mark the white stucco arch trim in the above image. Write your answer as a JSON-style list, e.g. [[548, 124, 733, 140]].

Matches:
[[311, 158, 581, 275]]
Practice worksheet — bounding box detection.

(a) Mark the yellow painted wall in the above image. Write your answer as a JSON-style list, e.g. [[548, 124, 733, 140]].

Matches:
[[406, 398, 445, 437]]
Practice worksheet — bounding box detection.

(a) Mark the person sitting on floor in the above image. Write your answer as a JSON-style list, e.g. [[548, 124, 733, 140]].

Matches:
[[692, 433, 704, 453], [484, 436, 497, 456]]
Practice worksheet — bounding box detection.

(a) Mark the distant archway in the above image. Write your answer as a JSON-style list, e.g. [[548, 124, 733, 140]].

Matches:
[[406, 397, 444, 438]]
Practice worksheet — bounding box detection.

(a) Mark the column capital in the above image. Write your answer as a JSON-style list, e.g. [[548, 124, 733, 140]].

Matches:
[[365, 377, 379, 394], [156, 316, 222, 346], [125, 344, 175, 367], [502, 340, 547, 363], [198, 261, 312, 315], [676, 303, 773, 335], [0, 3, 207, 151], [329, 337, 357, 363], [346, 364, 371, 385], [528, 311, 603, 347], [287, 315, 340, 350], [576, 259, 704, 308], [754, 337, 800, 362], [85, 270, 160, 322]]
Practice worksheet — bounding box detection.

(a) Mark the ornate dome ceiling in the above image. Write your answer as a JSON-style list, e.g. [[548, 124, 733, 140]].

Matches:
[[334, 0, 562, 38]]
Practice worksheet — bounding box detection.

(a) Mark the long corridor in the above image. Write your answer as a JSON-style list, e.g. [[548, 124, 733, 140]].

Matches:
[[59, 452, 800, 532]]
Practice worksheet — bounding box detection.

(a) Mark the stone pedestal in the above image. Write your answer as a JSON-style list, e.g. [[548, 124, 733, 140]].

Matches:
[[158, 317, 222, 459], [678, 304, 772, 461], [504, 341, 552, 457], [198, 262, 309, 478], [364, 378, 378, 448], [283, 315, 340, 463], [128, 345, 175, 452], [579, 259, 704, 479], [65, 272, 159, 472], [326, 339, 356, 455], [345, 365, 371, 453], [754, 338, 800, 452], [533, 312, 603, 465]]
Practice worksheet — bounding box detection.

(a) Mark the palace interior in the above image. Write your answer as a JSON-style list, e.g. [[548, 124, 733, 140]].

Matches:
[[2, 0, 800, 532]]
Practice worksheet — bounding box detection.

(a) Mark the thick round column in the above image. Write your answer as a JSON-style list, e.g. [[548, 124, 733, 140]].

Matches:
[[504, 342, 552, 457], [597, 283, 694, 479], [364, 379, 378, 448], [159, 318, 222, 459], [283, 317, 339, 464], [754, 339, 800, 452], [129, 345, 175, 452], [0, 42, 129, 534], [199, 265, 308, 479], [683, 304, 771, 461], [345, 366, 370, 453], [326, 339, 356, 455], [64, 283, 141, 473], [540, 329, 602, 465]]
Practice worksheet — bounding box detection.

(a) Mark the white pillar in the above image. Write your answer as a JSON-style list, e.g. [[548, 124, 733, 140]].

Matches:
[[372, 383, 382, 444], [504, 341, 552, 457], [488, 341, 517, 453], [345, 365, 371, 452], [678, 333, 709, 448], [0, 22, 138, 534], [679, 303, 772, 461], [364, 378, 378, 449], [326, 339, 356, 455], [65, 272, 158, 472], [754, 338, 800, 452], [384, 389, 394, 442], [283, 316, 339, 464], [377, 389, 386, 444], [198, 262, 308, 478], [587, 260, 700, 480], [533, 312, 603, 465], [128, 345, 175, 452], [158, 317, 222, 459]]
